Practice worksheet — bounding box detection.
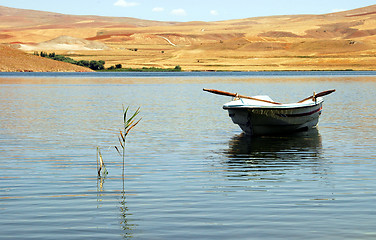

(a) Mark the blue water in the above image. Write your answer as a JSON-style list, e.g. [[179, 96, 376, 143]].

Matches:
[[0, 73, 375, 239]]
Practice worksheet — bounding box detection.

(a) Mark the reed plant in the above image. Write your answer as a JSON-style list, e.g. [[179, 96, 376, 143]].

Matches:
[[114, 106, 141, 179], [96, 146, 108, 177]]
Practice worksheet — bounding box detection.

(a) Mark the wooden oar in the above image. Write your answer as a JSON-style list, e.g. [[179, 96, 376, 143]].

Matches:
[[203, 88, 281, 105], [298, 89, 336, 103]]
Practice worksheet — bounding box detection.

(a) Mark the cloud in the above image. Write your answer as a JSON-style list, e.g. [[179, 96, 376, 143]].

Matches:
[[152, 7, 164, 12], [114, 0, 139, 7], [171, 8, 187, 16], [210, 10, 218, 16]]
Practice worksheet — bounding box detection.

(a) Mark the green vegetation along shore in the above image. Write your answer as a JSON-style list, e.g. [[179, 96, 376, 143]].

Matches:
[[35, 52, 182, 72]]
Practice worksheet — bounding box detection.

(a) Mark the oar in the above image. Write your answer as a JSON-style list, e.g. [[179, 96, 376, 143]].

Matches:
[[203, 88, 281, 105], [298, 89, 336, 103]]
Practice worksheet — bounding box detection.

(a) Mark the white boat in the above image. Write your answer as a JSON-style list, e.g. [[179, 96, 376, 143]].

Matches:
[[204, 88, 335, 136]]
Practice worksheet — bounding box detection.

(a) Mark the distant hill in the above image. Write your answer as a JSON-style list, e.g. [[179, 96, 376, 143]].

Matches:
[[16, 35, 111, 51], [0, 5, 176, 29], [0, 44, 93, 72], [1, 4, 376, 71]]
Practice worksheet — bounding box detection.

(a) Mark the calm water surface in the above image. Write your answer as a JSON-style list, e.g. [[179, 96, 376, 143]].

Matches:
[[0, 73, 376, 239]]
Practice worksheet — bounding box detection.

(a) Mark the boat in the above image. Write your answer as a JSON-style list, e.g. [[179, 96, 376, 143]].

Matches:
[[203, 88, 335, 136]]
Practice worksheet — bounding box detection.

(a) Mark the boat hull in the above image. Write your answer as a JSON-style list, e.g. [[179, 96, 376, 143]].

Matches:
[[224, 102, 323, 136]]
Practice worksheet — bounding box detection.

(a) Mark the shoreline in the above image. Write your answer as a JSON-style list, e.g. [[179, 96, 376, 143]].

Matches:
[[2, 70, 376, 76], [2, 69, 376, 73]]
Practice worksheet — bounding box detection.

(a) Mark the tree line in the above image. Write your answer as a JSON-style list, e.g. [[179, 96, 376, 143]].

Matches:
[[34, 51, 105, 70], [34, 51, 182, 72]]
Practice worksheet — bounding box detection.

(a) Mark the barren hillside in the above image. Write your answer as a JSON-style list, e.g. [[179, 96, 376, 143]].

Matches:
[[0, 44, 93, 72], [1, 4, 376, 71]]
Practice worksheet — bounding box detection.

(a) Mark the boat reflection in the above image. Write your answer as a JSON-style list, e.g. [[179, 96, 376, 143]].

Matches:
[[222, 129, 323, 178]]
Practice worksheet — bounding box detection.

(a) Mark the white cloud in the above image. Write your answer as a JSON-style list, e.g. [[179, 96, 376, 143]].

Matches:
[[210, 10, 218, 16], [152, 7, 164, 12], [114, 0, 139, 7], [171, 8, 187, 16]]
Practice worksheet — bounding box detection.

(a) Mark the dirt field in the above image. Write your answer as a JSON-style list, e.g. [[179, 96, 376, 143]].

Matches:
[[1, 5, 376, 71]]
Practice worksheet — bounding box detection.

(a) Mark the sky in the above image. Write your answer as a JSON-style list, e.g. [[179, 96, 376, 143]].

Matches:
[[0, 0, 375, 22]]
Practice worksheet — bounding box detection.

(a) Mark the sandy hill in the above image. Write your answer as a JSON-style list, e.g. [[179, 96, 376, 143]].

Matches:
[[16, 35, 111, 51], [0, 44, 93, 72], [1, 4, 376, 71], [0, 5, 175, 28]]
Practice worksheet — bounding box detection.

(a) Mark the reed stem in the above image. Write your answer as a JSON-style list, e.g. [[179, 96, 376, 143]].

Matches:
[[115, 106, 141, 183]]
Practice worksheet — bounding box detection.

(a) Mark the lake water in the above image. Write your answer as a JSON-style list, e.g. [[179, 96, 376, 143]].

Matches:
[[1, 72, 376, 239]]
